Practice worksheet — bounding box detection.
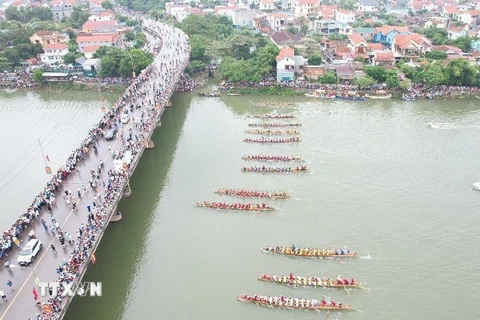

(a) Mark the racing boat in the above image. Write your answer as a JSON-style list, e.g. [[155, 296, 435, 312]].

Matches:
[[237, 294, 352, 311], [258, 274, 361, 288], [242, 155, 304, 162], [245, 129, 300, 135], [243, 137, 300, 143], [248, 123, 302, 127], [252, 102, 296, 107], [214, 189, 290, 199], [194, 201, 274, 211], [261, 246, 357, 258], [242, 166, 308, 173], [247, 114, 296, 119]]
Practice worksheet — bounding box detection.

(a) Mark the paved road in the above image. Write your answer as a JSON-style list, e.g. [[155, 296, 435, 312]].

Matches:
[[0, 20, 189, 320]]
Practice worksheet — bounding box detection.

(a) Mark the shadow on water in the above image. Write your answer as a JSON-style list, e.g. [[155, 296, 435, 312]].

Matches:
[[65, 92, 193, 320]]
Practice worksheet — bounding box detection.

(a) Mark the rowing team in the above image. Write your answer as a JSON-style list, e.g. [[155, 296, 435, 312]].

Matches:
[[252, 102, 296, 107], [242, 166, 308, 173], [245, 129, 300, 135], [259, 274, 357, 287], [263, 246, 356, 257], [242, 155, 303, 162], [247, 114, 296, 119], [195, 201, 274, 210], [214, 189, 289, 198], [238, 294, 351, 310], [243, 137, 300, 143], [248, 123, 302, 127]]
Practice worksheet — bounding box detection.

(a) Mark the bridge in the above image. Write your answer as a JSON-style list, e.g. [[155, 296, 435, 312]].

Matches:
[[0, 20, 190, 320]]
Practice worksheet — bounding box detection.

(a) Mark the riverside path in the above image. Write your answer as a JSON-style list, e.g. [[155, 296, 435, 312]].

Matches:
[[0, 20, 190, 320]]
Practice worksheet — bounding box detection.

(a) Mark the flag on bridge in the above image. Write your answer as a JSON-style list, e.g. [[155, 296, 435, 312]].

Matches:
[[34, 275, 40, 287], [45, 154, 50, 162], [91, 253, 96, 264], [32, 287, 38, 299]]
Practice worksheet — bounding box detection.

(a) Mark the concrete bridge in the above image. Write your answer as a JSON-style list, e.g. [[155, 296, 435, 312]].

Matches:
[[0, 20, 190, 320]]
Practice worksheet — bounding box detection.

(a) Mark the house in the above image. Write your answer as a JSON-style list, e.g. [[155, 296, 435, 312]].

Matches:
[[88, 0, 104, 8], [424, 16, 450, 29], [280, 0, 295, 10], [472, 39, 480, 51], [447, 27, 467, 40], [334, 64, 355, 82], [40, 43, 69, 65], [267, 13, 291, 32], [276, 46, 295, 82], [372, 51, 395, 67], [215, 5, 238, 20], [348, 34, 367, 53], [30, 31, 69, 47], [49, 0, 74, 22], [294, 0, 318, 17], [166, 4, 192, 22], [432, 44, 464, 55], [233, 9, 258, 28], [374, 25, 410, 47], [271, 31, 302, 46], [315, 5, 337, 20], [82, 20, 117, 33], [98, 10, 115, 21], [335, 9, 355, 24], [367, 42, 383, 52], [391, 33, 432, 57], [83, 46, 100, 59], [82, 58, 101, 71], [458, 10, 480, 27], [354, 27, 375, 41], [442, 5, 459, 19], [357, 0, 379, 11], [304, 65, 325, 80], [314, 20, 352, 35], [259, 0, 274, 11], [76, 35, 118, 52]]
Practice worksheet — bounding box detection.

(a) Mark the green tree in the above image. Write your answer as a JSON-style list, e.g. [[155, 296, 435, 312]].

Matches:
[[125, 30, 135, 42], [452, 36, 471, 53], [118, 48, 154, 78], [355, 76, 375, 87], [385, 70, 400, 88], [286, 26, 298, 34], [307, 53, 322, 65], [445, 58, 477, 85], [101, 0, 114, 9], [67, 6, 90, 29], [185, 60, 206, 75], [426, 50, 448, 60], [319, 72, 337, 84], [32, 69, 44, 82], [399, 79, 412, 90], [418, 63, 446, 86], [63, 52, 76, 64], [0, 57, 10, 71], [364, 65, 387, 82]]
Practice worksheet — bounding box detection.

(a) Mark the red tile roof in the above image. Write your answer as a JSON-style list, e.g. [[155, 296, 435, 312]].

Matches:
[[276, 46, 294, 61], [375, 52, 395, 61], [444, 5, 458, 14], [83, 20, 116, 30], [367, 43, 383, 51], [298, 0, 317, 4], [375, 25, 409, 34], [44, 43, 68, 50], [348, 34, 366, 45], [83, 45, 100, 52], [77, 35, 117, 43]]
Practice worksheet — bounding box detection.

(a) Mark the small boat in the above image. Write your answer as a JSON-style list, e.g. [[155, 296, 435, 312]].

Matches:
[[252, 102, 296, 107], [237, 294, 353, 311], [214, 189, 290, 199], [365, 90, 392, 99], [242, 166, 308, 173], [473, 182, 480, 190], [258, 274, 361, 289], [305, 90, 336, 99], [242, 155, 304, 162], [194, 201, 274, 211], [401, 95, 416, 101], [335, 95, 366, 101], [246, 114, 296, 119], [248, 123, 302, 127], [227, 92, 241, 96], [428, 122, 448, 128], [261, 246, 357, 258], [243, 137, 300, 143], [198, 92, 220, 97], [245, 129, 300, 135]]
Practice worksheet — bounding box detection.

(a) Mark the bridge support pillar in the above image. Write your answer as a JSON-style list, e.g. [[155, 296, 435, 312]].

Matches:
[[166, 101, 172, 108], [110, 211, 122, 222], [123, 183, 132, 197]]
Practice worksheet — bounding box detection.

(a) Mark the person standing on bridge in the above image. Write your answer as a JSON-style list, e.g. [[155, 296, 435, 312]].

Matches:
[[5, 260, 11, 270], [50, 226, 55, 236], [0, 290, 7, 301], [41, 219, 48, 232], [7, 280, 13, 290], [50, 244, 57, 254]]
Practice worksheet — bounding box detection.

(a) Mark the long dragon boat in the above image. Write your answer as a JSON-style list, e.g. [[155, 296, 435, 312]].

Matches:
[[243, 137, 300, 143], [247, 114, 296, 119], [252, 102, 296, 107], [194, 201, 274, 211], [262, 246, 357, 258], [248, 123, 302, 127], [237, 294, 352, 311], [258, 274, 361, 289], [214, 189, 290, 199], [245, 129, 300, 135], [242, 166, 308, 173], [242, 155, 305, 162]]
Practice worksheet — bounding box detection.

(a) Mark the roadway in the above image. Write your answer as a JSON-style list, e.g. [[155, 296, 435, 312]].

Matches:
[[0, 20, 189, 320]]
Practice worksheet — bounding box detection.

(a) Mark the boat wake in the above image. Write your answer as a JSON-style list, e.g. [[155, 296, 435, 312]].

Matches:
[[473, 182, 480, 190], [359, 255, 372, 260]]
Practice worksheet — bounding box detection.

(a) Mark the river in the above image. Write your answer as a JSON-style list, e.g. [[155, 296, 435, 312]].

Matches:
[[1, 88, 480, 320]]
